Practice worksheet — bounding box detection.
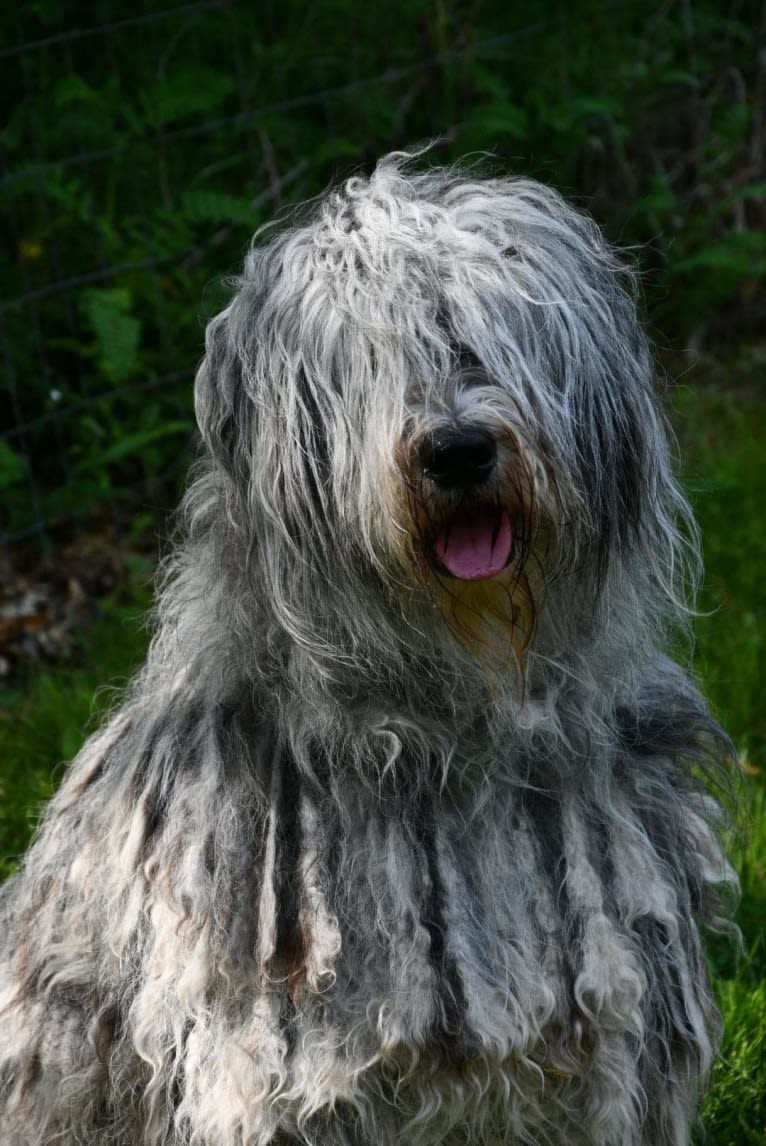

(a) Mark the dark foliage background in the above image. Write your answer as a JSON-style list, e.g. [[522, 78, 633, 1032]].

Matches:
[[1, 0, 764, 545]]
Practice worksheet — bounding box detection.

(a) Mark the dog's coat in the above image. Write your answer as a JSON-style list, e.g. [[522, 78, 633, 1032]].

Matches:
[[0, 156, 735, 1144]]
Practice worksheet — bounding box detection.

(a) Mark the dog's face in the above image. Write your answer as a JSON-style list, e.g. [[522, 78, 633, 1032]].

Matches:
[[196, 158, 689, 678], [393, 357, 553, 667]]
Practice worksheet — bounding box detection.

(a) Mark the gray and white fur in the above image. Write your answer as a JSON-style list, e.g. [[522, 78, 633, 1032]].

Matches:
[[0, 154, 737, 1145]]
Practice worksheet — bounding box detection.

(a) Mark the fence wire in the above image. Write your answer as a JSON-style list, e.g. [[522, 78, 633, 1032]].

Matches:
[[0, 0, 562, 549], [1, 0, 761, 550]]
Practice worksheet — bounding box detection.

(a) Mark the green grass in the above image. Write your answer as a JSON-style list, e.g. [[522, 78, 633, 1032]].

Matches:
[[0, 568, 153, 879], [703, 974, 766, 1144], [0, 373, 764, 1142], [673, 362, 766, 1143], [676, 360, 766, 768]]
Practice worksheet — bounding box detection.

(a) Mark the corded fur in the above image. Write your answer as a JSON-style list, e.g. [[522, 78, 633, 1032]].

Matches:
[[0, 153, 737, 1145]]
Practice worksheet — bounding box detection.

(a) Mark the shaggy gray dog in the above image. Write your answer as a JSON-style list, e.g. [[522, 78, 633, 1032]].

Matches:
[[0, 155, 736, 1145]]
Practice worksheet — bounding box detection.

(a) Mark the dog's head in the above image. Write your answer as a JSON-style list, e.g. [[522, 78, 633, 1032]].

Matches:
[[194, 154, 695, 687]]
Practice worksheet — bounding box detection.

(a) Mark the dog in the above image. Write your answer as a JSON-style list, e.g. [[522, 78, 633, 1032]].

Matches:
[[0, 154, 736, 1144]]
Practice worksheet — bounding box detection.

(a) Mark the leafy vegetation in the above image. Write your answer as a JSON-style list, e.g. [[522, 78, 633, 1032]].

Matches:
[[1, 0, 764, 539]]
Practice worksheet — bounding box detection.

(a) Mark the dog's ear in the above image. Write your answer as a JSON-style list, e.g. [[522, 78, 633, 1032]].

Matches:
[[570, 306, 655, 561], [194, 305, 253, 480], [539, 238, 679, 580], [567, 280, 696, 615]]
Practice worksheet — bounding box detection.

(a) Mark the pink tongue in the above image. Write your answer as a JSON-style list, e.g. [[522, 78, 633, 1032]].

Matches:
[[434, 510, 513, 580]]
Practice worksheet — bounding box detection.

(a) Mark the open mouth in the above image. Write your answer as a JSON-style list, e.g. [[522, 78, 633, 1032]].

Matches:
[[433, 506, 513, 581]]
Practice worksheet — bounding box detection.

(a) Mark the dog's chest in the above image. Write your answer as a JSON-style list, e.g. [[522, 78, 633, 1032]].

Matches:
[[132, 765, 716, 1145], [305, 788, 609, 1053], [259, 778, 699, 1090]]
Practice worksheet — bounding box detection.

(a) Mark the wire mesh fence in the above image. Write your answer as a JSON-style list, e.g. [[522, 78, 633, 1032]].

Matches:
[[1, 0, 541, 548], [1, 0, 763, 550]]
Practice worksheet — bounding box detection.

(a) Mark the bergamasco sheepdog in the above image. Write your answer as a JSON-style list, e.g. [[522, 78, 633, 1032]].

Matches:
[[0, 153, 737, 1145]]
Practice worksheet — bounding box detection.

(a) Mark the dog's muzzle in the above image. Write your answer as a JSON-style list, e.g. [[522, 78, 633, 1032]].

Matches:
[[417, 428, 514, 582]]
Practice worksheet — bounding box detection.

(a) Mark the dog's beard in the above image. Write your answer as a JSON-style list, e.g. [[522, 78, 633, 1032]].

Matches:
[[427, 522, 551, 680]]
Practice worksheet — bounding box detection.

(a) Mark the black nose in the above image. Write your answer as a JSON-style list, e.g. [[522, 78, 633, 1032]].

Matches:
[[419, 428, 497, 490]]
